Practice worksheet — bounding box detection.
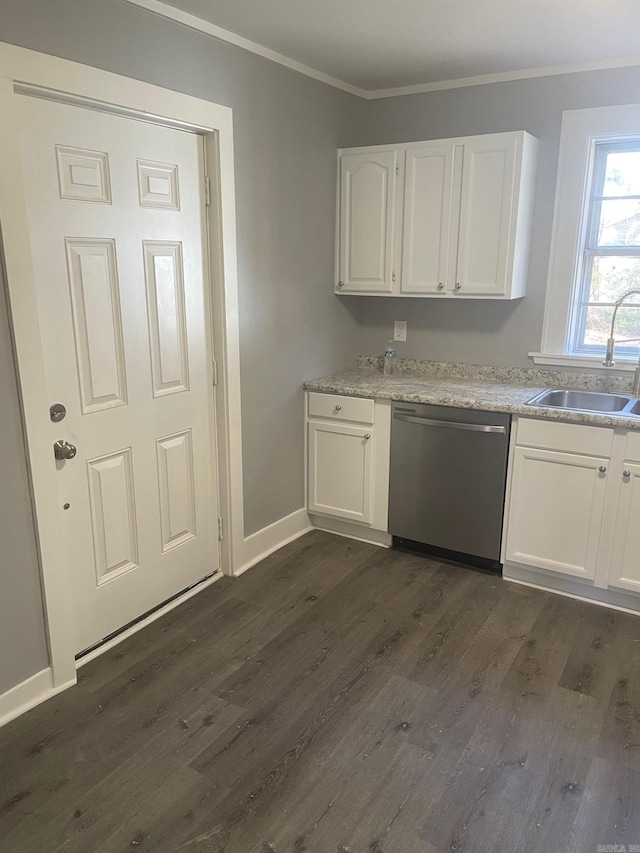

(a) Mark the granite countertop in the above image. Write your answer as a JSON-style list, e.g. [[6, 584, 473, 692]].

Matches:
[[304, 365, 640, 430]]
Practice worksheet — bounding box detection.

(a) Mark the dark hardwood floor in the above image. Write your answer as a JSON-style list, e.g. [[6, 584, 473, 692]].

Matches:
[[2, 530, 640, 852]]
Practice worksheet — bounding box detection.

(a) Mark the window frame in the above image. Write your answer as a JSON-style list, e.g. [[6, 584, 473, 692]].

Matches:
[[533, 103, 640, 369]]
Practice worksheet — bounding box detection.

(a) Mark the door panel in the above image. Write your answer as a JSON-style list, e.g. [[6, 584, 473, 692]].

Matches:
[[505, 447, 607, 580], [17, 95, 219, 654], [339, 151, 397, 292], [65, 238, 128, 413], [455, 136, 517, 296], [143, 240, 190, 397], [401, 144, 454, 294]]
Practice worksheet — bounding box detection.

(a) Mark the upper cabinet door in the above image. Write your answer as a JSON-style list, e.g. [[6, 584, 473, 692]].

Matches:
[[338, 151, 398, 293], [401, 144, 455, 294], [454, 134, 518, 296]]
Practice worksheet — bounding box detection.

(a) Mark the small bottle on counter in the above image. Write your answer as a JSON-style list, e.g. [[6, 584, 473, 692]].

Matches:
[[383, 341, 396, 376]]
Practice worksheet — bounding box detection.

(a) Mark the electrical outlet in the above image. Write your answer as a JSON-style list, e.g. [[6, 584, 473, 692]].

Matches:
[[393, 320, 407, 342]]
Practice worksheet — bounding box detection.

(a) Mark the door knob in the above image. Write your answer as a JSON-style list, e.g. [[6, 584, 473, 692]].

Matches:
[[54, 440, 77, 461]]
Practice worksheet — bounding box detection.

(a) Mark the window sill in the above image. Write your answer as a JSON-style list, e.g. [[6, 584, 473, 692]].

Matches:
[[529, 352, 635, 371]]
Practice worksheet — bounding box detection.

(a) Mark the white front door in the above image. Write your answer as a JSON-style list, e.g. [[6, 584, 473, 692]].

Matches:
[[16, 95, 219, 655]]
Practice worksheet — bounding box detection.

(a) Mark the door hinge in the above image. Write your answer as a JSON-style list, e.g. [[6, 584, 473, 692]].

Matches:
[[218, 516, 223, 541], [395, 162, 399, 175], [212, 359, 218, 386], [392, 271, 396, 282], [204, 176, 211, 207]]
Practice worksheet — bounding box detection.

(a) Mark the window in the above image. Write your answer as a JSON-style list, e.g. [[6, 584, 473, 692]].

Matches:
[[573, 141, 640, 358], [535, 103, 640, 367]]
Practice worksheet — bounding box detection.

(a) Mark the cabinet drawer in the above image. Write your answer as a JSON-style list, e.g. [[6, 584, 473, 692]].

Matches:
[[308, 392, 374, 425], [516, 417, 613, 457]]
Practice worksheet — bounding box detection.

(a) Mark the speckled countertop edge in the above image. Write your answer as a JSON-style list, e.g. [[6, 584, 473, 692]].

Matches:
[[304, 367, 640, 431]]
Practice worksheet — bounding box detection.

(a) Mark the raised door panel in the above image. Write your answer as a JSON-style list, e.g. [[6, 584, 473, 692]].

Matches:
[[505, 447, 608, 580], [339, 151, 397, 293], [609, 463, 640, 594], [308, 421, 373, 523], [401, 144, 454, 294], [454, 136, 517, 296]]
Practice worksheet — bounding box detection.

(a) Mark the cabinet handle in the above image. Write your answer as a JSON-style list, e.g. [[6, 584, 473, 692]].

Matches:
[[334, 404, 342, 411], [599, 465, 607, 473], [337, 280, 344, 288], [364, 434, 371, 440], [455, 282, 462, 291], [623, 469, 631, 478], [437, 282, 444, 290]]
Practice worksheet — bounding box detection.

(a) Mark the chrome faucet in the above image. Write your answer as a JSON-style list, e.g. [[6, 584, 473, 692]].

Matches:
[[603, 288, 640, 395]]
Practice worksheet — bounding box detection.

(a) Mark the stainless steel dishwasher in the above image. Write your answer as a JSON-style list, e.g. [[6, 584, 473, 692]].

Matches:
[[388, 402, 511, 573]]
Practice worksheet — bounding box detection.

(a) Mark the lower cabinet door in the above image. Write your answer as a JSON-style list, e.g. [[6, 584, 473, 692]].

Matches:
[[505, 446, 608, 580], [308, 421, 373, 523], [609, 462, 640, 594]]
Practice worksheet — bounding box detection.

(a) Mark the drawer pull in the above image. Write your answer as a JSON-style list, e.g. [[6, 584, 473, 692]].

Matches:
[[599, 465, 607, 473], [334, 404, 342, 411], [364, 434, 371, 440], [623, 469, 631, 478]]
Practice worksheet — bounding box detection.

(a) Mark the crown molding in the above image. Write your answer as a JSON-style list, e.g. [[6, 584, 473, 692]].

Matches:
[[366, 54, 640, 99], [123, 0, 366, 97], [125, 0, 640, 101]]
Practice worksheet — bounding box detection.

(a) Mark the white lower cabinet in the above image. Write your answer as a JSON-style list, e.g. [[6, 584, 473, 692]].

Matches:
[[308, 420, 374, 523], [306, 392, 390, 536], [504, 416, 640, 609], [505, 445, 608, 581], [608, 461, 640, 594]]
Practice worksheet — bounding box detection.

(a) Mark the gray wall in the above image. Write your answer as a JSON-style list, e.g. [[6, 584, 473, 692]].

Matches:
[[0, 263, 49, 692], [351, 67, 640, 367]]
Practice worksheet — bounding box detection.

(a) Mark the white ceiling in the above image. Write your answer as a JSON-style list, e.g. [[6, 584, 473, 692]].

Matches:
[[155, 0, 640, 93]]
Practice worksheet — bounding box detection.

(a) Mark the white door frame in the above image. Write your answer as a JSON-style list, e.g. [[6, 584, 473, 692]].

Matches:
[[0, 43, 245, 690]]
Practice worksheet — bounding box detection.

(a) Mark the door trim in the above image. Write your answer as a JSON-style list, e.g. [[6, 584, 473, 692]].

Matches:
[[0, 43, 244, 690]]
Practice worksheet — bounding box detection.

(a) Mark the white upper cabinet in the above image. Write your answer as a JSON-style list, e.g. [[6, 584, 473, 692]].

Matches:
[[336, 131, 537, 300], [401, 143, 455, 294], [455, 135, 517, 296], [338, 150, 399, 293]]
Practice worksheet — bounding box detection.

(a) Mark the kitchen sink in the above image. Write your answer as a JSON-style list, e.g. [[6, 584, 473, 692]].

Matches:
[[526, 388, 635, 414]]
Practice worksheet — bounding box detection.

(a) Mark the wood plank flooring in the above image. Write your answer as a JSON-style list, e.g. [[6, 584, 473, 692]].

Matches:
[[2, 530, 640, 852]]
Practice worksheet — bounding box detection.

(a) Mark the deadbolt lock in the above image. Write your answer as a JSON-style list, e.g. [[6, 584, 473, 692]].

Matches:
[[50, 403, 67, 423]]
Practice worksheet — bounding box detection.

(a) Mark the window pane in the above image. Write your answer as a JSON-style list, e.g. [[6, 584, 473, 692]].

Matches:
[[582, 304, 640, 350], [597, 199, 640, 246], [602, 150, 640, 197], [587, 256, 640, 303]]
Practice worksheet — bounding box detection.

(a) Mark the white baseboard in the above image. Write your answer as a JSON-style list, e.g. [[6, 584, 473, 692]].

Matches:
[[0, 668, 76, 730], [310, 514, 392, 547], [234, 507, 313, 577], [504, 562, 640, 617]]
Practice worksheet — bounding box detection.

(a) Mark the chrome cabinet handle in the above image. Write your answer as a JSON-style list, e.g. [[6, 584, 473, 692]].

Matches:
[[455, 282, 462, 290], [364, 434, 371, 440], [54, 440, 77, 461], [623, 469, 631, 478], [437, 282, 444, 290], [337, 280, 344, 288], [334, 404, 342, 411], [599, 465, 607, 473]]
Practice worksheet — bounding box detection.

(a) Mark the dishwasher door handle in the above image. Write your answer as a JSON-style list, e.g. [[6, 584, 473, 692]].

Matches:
[[393, 412, 506, 434]]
